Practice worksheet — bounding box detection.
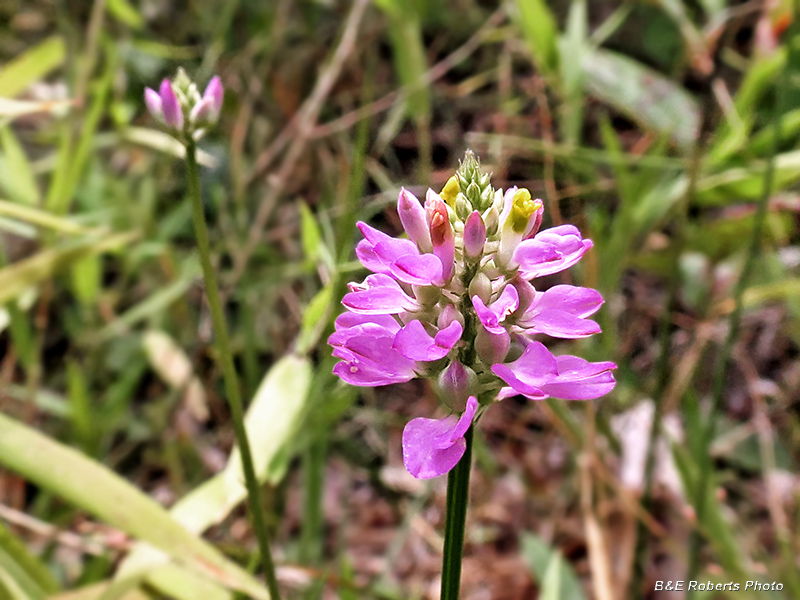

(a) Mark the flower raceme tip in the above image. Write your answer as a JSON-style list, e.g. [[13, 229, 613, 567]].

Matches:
[[329, 152, 617, 479], [144, 70, 223, 138]]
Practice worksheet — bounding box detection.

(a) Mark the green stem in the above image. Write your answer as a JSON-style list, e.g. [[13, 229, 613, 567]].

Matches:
[[440, 425, 473, 600], [185, 140, 282, 600]]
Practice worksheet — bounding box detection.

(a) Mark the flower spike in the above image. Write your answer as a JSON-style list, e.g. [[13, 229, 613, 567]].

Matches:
[[330, 150, 616, 479]]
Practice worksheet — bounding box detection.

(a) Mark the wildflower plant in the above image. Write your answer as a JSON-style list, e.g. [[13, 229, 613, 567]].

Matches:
[[145, 71, 283, 600], [329, 151, 616, 597]]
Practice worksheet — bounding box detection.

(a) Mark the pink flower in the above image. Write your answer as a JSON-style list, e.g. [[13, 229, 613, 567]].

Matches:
[[330, 152, 616, 478], [145, 71, 224, 135]]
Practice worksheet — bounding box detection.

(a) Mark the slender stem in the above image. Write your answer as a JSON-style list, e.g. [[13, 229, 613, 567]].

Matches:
[[185, 140, 282, 600], [440, 425, 473, 600]]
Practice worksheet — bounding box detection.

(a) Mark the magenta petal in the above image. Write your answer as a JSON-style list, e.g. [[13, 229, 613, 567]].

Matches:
[[472, 285, 519, 335], [393, 320, 436, 360], [189, 96, 214, 123], [526, 310, 601, 339], [491, 341, 558, 397], [393, 320, 461, 361], [402, 397, 478, 479], [540, 356, 617, 400], [398, 188, 432, 252], [472, 295, 501, 333], [144, 87, 163, 121], [342, 274, 418, 314], [446, 396, 478, 443], [333, 360, 415, 386], [355, 240, 391, 275], [511, 239, 562, 276], [535, 285, 603, 317], [390, 253, 444, 286], [334, 312, 400, 332], [330, 323, 417, 386], [203, 75, 224, 114], [494, 285, 520, 316], [159, 79, 183, 129], [434, 320, 463, 351], [516, 225, 593, 279]]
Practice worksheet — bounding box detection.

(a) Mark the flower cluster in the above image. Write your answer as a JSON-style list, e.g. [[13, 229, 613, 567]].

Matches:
[[144, 68, 223, 139], [330, 152, 616, 479]]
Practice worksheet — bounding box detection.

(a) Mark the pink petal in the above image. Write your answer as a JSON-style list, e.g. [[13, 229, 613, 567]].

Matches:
[[334, 312, 400, 333], [491, 341, 558, 397], [342, 274, 418, 314], [525, 310, 601, 339], [159, 79, 183, 129], [393, 320, 462, 361], [539, 356, 617, 400], [203, 75, 224, 114], [144, 87, 163, 121], [390, 253, 444, 286], [515, 225, 593, 279], [402, 397, 478, 479], [535, 285, 603, 318], [398, 188, 432, 252], [472, 285, 519, 335]]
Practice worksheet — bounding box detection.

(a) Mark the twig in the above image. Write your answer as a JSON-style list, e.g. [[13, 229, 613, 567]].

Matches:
[[580, 404, 616, 600], [0, 503, 112, 556]]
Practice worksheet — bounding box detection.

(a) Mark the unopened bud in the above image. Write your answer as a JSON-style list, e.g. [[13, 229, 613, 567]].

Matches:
[[398, 188, 433, 252], [483, 205, 499, 237], [468, 272, 492, 305], [436, 360, 477, 412], [159, 79, 184, 130], [475, 327, 510, 365], [438, 303, 465, 329], [425, 190, 455, 281], [463, 211, 486, 259], [455, 194, 472, 220]]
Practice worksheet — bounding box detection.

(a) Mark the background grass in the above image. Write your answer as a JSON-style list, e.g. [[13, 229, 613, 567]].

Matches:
[[1, 0, 799, 598]]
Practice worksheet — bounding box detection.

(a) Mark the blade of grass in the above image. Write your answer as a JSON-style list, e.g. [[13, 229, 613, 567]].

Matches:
[[0, 412, 270, 599], [0, 37, 65, 99]]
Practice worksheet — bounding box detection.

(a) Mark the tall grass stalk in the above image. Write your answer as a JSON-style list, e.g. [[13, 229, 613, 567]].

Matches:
[[185, 140, 282, 600]]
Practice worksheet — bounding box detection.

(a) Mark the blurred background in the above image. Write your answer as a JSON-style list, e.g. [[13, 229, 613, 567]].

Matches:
[[0, 0, 799, 598]]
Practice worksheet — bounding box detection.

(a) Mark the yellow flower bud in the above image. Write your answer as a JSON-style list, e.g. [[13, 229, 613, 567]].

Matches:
[[440, 175, 460, 208], [508, 189, 542, 233]]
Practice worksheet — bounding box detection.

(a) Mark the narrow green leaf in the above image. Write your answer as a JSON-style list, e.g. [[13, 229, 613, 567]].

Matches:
[[0, 200, 96, 236], [0, 127, 39, 205], [0, 521, 59, 594], [70, 255, 101, 306], [106, 0, 144, 30], [0, 37, 65, 99], [581, 49, 700, 150], [299, 202, 321, 262], [540, 553, 562, 600], [521, 533, 586, 600], [0, 412, 269, 599], [558, 0, 588, 145], [0, 546, 47, 600], [511, 0, 560, 78]]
